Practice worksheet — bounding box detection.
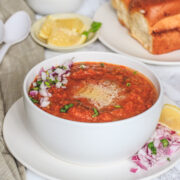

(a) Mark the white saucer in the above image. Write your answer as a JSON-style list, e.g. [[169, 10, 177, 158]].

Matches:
[[94, 2, 180, 66], [3, 98, 180, 180]]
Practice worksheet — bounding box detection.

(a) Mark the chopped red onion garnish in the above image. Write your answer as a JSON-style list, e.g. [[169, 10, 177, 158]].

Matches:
[[130, 124, 180, 173], [55, 68, 65, 75], [39, 88, 49, 97], [130, 168, 138, 173], [39, 67, 45, 76], [41, 72, 47, 81], [29, 90, 38, 97], [40, 97, 50, 107], [56, 82, 62, 88], [29, 59, 73, 107], [33, 82, 37, 87]]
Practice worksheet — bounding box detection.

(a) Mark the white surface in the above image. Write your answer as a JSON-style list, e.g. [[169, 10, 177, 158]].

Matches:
[[31, 14, 99, 51], [26, 0, 84, 15], [0, 11, 31, 63], [25, 0, 180, 179], [94, 2, 180, 66], [3, 98, 180, 180], [23, 52, 163, 165]]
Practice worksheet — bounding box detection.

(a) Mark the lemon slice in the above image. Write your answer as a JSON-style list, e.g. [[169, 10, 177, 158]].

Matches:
[[47, 27, 86, 47], [55, 18, 86, 33], [39, 16, 55, 40], [159, 104, 180, 135]]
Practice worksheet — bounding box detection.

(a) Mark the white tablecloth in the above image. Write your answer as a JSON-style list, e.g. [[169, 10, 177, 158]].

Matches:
[[27, 0, 180, 179]]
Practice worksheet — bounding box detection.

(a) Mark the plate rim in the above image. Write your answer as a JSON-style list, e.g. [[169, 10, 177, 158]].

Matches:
[[94, 2, 180, 66], [3, 97, 180, 180]]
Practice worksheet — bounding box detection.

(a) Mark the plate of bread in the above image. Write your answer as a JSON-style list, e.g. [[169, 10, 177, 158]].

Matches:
[[94, 1, 180, 65]]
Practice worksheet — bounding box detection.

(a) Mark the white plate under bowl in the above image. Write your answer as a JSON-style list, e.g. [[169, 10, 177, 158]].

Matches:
[[94, 2, 180, 66], [3, 97, 180, 180], [31, 13, 99, 51]]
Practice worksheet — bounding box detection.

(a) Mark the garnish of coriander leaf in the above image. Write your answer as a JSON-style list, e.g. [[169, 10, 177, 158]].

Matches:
[[92, 108, 99, 117], [82, 21, 102, 40], [60, 103, 74, 113]]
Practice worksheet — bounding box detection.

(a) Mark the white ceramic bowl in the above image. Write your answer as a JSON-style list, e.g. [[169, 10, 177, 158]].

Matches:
[[23, 52, 163, 165], [26, 0, 84, 15]]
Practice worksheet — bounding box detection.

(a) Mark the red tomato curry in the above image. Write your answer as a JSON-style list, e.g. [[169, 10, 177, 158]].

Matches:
[[29, 62, 157, 123]]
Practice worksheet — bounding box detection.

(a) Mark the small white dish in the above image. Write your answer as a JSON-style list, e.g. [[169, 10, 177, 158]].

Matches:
[[31, 13, 99, 51], [26, 0, 84, 15], [94, 2, 180, 66], [3, 97, 180, 180]]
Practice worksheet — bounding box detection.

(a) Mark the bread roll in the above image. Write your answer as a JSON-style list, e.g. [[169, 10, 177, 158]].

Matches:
[[112, 0, 180, 54]]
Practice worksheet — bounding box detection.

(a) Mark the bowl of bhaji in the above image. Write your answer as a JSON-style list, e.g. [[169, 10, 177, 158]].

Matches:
[[23, 51, 163, 165]]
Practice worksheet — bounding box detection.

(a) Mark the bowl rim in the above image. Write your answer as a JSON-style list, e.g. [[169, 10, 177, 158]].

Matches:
[[23, 51, 164, 126]]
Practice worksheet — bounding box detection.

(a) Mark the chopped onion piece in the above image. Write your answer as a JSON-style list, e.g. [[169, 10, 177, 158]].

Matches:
[[41, 72, 47, 81], [49, 74, 55, 81], [62, 78, 68, 85], [55, 68, 65, 75], [130, 168, 138, 173], [33, 82, 37, 87], [56, 82, 62, 88], [57, 76, 62, 82], [40, 82, 46, 89], [39, 67, 45, 75], [39, 89, 49, 97], [40, 98, 50, 107], [29, 90, 38, 97]]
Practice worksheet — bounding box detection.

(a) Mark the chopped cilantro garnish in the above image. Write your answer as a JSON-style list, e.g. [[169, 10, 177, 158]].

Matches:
[[60, 65, 67, 70], [114, 105, 122, 108], [37, 80, 42, 86], [82, 21, 102, 39], [54, 78, 58, 83], [133, 71, 137, 75], [126, 82, 131, 87], [167, 157, 171, 161], [60, 103, 74, 113], [161, 139, 169, 147], [92, 108, 99, 117], [49, 79, 56, 85], [32, 87, 39, 90], [100, 63, 104, 67], [148, 142, 157, 155], [30, 97, 38, 104], [45, 81, 51, 87]]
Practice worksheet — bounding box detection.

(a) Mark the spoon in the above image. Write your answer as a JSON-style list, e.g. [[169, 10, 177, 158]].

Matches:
[[0, 11, 31, 64], [0, 20, 4, 44]]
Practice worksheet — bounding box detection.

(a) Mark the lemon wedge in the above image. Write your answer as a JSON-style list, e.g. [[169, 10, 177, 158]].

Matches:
[[159, 104, 180, 135], [55, 18, 86, 33], [39, 16, 55, 40], [47, 28, 86, 47]]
